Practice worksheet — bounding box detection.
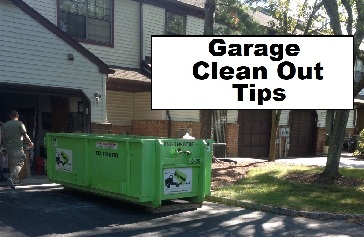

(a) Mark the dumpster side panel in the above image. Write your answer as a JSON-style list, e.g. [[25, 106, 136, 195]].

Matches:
[[46, 135, 88, 186], [156, 139, 213, 205], [46, 133, 212, 209], [88, 139, 127, 194], [129, 141, 155, 200]]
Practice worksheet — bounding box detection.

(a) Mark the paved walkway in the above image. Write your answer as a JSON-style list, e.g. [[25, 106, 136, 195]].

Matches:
[[228, 152, 364, 168]]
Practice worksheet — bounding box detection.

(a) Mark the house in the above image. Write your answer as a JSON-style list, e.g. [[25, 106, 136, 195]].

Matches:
[[5, 0, 356, 159], [0, 0, 113, 158]]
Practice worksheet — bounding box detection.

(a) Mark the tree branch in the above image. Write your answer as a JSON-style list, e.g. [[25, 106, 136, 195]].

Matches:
[[292, 0, 308, 34], [341, 0, 353, 35], [354, 0, 364, 47], [322, 0, 342, 35], [303, 0, 324, 35]]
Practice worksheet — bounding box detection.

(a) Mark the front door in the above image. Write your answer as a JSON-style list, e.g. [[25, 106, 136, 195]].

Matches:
[[238, 110, 271, 158]]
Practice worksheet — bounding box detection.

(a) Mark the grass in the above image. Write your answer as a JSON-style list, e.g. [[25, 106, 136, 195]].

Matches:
[[211, 164, 364, 214]]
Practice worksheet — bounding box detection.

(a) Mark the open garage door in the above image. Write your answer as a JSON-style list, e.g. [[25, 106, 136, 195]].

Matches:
[[0, 83, 91, 159]]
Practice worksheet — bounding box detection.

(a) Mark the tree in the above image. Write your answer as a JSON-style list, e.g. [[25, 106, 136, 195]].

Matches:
[[201, 0, 266, 141], [200, 0, 216, 141], [268, 110, 281, 161], [247, 0, 364, 178], [261, 0, 324, 161], [319, 0, 364, 178]]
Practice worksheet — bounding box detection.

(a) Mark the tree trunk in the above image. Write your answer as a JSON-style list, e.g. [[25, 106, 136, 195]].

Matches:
[[268, 110, 281, 162], [320, 110, 350, 179], [204, 0, 216, 35], [200, 110, 213, 139], [200, 0, 215, 140]]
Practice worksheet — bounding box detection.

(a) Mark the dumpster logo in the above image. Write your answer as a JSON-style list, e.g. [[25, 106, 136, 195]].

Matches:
[[164, 168, 192, 194], [55, 148, 72, 172], [52, 138, 57, 147]]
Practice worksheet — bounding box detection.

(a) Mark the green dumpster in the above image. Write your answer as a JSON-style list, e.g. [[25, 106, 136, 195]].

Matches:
[[45, 133, 212, 209]]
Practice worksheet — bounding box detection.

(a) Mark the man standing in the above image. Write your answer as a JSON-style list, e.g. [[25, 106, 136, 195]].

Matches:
[[1, 110, 33, 189]]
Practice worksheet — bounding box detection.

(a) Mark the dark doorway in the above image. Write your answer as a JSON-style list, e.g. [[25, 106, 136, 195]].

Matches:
[[288, 110, 317, 157], [238, 110, 271, 158]]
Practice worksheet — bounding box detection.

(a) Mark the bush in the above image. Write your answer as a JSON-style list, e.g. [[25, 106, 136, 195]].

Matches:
[[353, 130, 364, 156]]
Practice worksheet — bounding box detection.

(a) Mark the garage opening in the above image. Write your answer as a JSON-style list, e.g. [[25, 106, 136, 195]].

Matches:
[[0, 83, 90, 166]]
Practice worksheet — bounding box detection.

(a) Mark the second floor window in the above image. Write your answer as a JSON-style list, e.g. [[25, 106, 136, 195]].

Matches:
[[166, 12, 186, 35], [59, 0, 113, 45]]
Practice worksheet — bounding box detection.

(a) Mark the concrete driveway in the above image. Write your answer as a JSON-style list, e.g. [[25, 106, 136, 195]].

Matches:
[[229, 152, 364, 168]]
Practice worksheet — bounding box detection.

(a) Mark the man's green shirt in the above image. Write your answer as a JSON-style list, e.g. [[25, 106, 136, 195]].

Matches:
[[1, 120, 27, 151]]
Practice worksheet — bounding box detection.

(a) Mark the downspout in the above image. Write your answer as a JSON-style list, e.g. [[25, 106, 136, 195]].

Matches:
[[354, 106, 358, 135], [167, 110, 172, 138], [102, 74, 107, 124], [139, 0, 144, 65]]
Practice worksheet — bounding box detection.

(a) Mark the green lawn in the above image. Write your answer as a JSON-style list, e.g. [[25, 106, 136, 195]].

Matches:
[[211, 164, 364, 214]]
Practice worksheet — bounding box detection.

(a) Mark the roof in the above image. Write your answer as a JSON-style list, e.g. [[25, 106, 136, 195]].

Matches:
[[247, 9, 277, 28], [107, 67, 151, 92], [141, 0, 205, 18], [175, 0, 204, 8], [10, 0, 113, 74]]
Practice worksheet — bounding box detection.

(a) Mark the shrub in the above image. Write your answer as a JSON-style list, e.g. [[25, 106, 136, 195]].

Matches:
[[353, 130, 364, 156]]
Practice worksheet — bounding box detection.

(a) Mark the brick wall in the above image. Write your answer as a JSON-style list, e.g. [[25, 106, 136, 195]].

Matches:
[[226, 123, 239, 157], [170, 121, 201, 139], [110, 125, 133, 135], [130, 120, 201, 139], [91, 122, 112, 134], [131, 120, 168, 137], [315, 127, 356, 155]]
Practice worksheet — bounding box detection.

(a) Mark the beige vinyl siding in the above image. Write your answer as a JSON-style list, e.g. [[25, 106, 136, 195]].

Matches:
[[143, 4, 165, 59], [106, 90, 134, 126], [80, 0, 140, 68], [23, 0, 141, 68], [317, 110, 354, 128], [317, 110, 327, 127], [186, 16, 204, 35], [227, 110, 238, 123], [280, 110, 354, 128], [279, 110, 290, 126], [347, 110, 355, 128], [134, 92, 165, 120], [0, 0, 106, 122], [169, 110, 199, 122], [23, 0, 57, 24]]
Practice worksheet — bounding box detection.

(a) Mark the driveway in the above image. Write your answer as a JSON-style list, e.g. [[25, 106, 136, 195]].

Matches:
[[0, 184, 363, 237]]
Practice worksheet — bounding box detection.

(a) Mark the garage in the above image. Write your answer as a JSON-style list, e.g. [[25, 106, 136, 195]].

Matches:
[[288, 110, 317, 157], [0, 1, 112, 164], [238, 110, 272, 158]]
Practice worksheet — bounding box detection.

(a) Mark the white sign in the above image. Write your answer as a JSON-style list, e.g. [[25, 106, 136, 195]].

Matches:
[[96, 142, 118, 149], [55, 148, 72, 172], [164, 168, 192, 194], [152, 36, 353, 109]]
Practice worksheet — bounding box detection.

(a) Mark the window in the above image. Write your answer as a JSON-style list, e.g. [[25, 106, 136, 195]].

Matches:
[[165, 12, 186, 35], [58, 0, 113, 45]]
